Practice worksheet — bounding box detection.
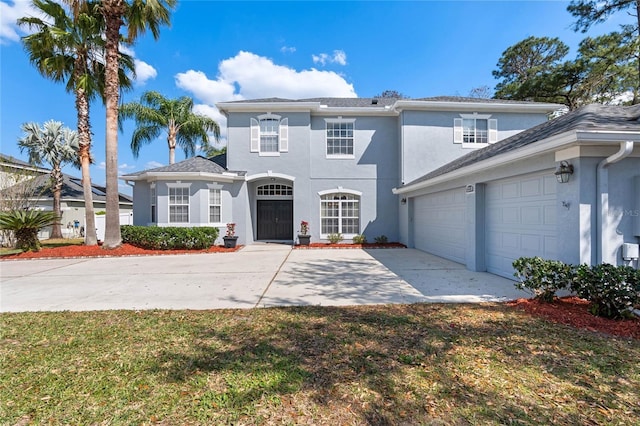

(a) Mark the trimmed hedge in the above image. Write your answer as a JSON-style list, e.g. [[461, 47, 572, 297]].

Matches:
[[513, 257, 640, 319], [121, 225, 219, 250]]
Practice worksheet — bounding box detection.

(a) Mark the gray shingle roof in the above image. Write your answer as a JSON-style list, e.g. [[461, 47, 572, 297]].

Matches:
[[403, 103, 640, 187], [413, 96, 558, 105], [2, 172, 132, 203], [125, 156, 228, 176], [221, 97, 396, 108], [221, 96, 550, 108]]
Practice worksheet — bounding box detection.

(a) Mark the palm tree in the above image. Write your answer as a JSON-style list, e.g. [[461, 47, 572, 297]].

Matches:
[[18, 120, 79, 239], [100, 0, 175, 249], [120, 91, 221, 164], [19, 0, 134, 246]]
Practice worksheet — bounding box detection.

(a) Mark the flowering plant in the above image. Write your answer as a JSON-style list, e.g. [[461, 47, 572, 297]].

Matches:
[[225, 223, 236, 237], [299, 220, 309, 235]]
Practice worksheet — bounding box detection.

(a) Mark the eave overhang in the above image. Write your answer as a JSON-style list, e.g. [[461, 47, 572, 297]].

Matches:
[[120, 171, 243, 183]]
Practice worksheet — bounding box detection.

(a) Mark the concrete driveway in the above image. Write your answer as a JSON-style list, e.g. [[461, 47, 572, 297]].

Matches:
[[0, 245, 529, 312]]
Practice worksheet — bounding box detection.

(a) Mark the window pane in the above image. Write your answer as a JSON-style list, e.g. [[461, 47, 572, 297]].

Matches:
[[326, 121, 354, 156], [260, 118, 279, 152]]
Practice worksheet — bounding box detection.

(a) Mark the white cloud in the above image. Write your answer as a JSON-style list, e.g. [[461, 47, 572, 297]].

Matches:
[[176, 50, 356, 101], [134, 59, 157, 85], [1, 0, 43, 44], [312, 50, 347, 66], [175, 51, 356, 140], [280, 46, 296, 54]]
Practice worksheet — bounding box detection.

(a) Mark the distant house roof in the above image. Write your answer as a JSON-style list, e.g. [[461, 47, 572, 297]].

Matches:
[[2, 171, 133, 204], [0, 153, 49, 173], [121, 155, 246, 180], [399, 104, 640, 191]]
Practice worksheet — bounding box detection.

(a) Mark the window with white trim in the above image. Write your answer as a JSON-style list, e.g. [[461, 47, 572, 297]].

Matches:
[[209, 188, 221, 223], [250, 114, 289, 155], [150, 185, 156, 223], [326, 119, 355, 157], [454, 115, 497, 147], [320, 193, 360, 235], [169, 187, 189, 223], [257, 184, 293, 196]]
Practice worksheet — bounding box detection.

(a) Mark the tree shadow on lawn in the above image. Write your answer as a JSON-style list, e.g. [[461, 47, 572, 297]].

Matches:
[[148, 304, 640, 424]]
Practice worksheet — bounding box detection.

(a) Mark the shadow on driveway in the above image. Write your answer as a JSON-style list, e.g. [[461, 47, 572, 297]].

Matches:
[[364, 248, 530, 303]]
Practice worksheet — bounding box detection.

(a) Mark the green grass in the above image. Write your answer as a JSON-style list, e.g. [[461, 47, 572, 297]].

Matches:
[[1, 304, 638, 425]]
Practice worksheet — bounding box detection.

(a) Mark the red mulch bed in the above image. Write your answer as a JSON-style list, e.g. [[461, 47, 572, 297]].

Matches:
[[507, 296, 640, 340], [295, 242, 406, 249], [1, 243, 240, 260]]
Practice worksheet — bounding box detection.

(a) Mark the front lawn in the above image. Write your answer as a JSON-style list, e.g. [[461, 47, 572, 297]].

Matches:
[[1, 304, 638, 424]]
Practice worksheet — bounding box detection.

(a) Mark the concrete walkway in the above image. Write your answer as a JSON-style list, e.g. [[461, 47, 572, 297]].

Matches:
[[0, 245, 529, 312]]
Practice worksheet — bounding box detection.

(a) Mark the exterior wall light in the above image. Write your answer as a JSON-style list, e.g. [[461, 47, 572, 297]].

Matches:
[[554, 160, 574, 183], [401, 198, 407, 205]]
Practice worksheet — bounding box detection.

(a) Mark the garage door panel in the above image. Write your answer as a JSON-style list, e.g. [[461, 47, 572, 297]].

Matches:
[[486, 172, 557, 278], [413, 187, 466, 264]]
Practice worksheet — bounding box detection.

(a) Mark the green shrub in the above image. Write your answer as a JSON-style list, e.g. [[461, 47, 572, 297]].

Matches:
[[121, 225, 218, 250], [352, 234, 367, 244], [572, 263, 640, 319], [374, 235, 388, 244], [0, 210, 58, 252], [327, 233, 343, 244], [512, 257, 575, 302]]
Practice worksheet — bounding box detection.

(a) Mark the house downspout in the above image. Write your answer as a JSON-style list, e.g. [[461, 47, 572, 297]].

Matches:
[[596, 141, 635, 264]]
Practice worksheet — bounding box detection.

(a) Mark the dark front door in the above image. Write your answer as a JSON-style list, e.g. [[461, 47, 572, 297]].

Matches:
[[257, 200, 293, 240]]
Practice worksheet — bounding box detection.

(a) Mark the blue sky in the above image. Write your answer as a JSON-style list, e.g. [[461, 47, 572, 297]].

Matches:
[[0, 0, 626, 195]]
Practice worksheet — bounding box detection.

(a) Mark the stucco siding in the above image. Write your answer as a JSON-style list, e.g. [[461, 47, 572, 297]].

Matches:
[[400, 110, 550, 184]]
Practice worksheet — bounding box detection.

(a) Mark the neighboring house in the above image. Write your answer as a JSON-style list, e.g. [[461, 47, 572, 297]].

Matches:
[[0, 153, 49, 191], [121, 97, 558, 252], [1, 154, 133, 239], [394, 104, 640, 278]]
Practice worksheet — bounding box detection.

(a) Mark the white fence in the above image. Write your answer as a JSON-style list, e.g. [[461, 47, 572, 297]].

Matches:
[[93, 212, 133, 242]]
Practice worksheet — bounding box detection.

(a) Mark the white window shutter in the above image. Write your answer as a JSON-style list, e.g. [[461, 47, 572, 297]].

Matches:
[[453, 118, 463, 143], [250, 118, 259, 152], [279, 117, 289, 152], [488, 119, 498, 143]]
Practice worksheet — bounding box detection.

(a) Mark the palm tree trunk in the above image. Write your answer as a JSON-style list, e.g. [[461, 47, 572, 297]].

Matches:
[[74, 58, 98, 246], [50, 166, 64, 239], [168, 126, 177, 164], [102, 0, 125, 249]]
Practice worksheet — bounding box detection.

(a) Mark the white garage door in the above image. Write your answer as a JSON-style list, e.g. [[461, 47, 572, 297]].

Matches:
[[413, 187, 466, 264], [486, 172, 557, 278]]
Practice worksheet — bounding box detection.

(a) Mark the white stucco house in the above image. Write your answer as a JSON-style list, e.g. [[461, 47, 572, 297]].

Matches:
[[121, 97, 640, 278]]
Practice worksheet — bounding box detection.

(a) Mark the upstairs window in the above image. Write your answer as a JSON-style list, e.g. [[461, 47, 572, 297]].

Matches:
[[454, 115, 497, 148], [250, 114, 288, 156], [326, 119, 355, 158], [463, 118, 488, 144]]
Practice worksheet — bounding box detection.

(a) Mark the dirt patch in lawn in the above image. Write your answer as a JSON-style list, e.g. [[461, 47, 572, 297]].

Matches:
[[0, 243, 240, 260], [507, 296, 639, 340]]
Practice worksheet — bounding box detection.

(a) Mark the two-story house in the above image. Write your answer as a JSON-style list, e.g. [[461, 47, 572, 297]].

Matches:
[[121, 97, 559, 253]]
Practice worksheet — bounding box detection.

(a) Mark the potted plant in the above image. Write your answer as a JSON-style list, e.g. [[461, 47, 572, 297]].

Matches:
[[223, 223, 238, 248], [298, 220, 311, 246]]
